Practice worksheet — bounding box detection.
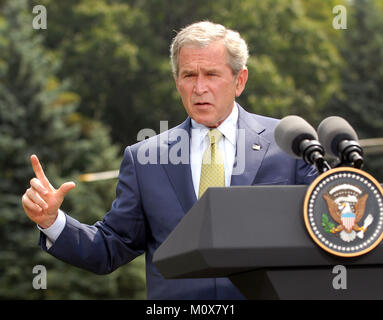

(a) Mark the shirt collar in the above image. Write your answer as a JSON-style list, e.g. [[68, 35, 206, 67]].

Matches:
[[191, 102, 238, 146]]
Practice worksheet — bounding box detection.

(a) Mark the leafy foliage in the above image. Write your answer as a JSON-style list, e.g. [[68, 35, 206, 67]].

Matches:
[[0, 0, 145, 299], [322, 213, 335, 233], [33, 0, 343, 148], [323, 0, 383, 180]]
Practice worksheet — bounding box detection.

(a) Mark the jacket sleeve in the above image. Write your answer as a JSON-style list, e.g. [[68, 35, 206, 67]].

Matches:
[[39, 146, 147, 275], [294, 158, 318, 185]]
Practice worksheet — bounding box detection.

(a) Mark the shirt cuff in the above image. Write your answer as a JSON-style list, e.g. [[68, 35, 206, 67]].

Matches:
[[37, 209, 66, 247]]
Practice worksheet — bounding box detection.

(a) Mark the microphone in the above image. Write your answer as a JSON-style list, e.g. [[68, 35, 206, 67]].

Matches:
[[275, 115, 331, 173], [317, 116, 363, 169]]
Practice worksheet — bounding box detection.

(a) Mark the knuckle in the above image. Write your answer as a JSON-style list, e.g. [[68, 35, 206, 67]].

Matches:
[[30, 177, 39, 187], [22, 194, 32, 206], [27, 188, 39, 200]]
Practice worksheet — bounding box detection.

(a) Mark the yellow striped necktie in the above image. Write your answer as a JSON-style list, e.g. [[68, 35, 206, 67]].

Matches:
[[198, 129, 225, 199]]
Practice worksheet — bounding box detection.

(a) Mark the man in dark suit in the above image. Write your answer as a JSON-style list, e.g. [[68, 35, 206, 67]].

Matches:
[[22, 21, 317, 299]]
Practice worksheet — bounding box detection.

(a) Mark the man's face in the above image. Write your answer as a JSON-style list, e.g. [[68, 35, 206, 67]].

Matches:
[[175, 41, 248, 128]]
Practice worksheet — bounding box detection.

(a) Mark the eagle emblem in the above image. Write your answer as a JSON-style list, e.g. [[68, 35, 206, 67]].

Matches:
[[304, 167, 383, 257], [322, 184, 373, 242]]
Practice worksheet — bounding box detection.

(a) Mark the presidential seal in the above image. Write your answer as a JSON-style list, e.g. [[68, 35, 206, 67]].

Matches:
[[303, 167, 383, 257]]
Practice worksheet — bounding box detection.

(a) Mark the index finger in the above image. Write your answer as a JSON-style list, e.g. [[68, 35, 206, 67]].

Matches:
[[30, 155, 50, 187]]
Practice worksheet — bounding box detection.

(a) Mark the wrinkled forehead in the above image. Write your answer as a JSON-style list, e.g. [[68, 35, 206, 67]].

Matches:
[[177, 41, 231, 70]]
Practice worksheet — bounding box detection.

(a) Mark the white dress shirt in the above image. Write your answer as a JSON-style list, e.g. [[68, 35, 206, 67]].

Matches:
[[39, 103, 239, 248], [190, 102, 238, 197]]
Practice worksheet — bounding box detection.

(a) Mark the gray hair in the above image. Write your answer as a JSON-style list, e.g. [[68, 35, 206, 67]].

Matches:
[[170, 21, 249, 76]]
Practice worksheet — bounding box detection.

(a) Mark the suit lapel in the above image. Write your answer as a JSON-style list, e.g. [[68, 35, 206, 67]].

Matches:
[[161, 104, 271, 212], [161, 118, 197, 214], [230, 105, 270, 186]]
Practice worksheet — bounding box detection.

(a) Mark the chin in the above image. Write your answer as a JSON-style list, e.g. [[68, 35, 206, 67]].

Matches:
[[193, 116, 217, 127]]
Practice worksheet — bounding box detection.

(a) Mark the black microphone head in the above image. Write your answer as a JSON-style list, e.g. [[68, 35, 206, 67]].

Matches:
[[317, 116, 359, 158], [274, 115, 318, 158]]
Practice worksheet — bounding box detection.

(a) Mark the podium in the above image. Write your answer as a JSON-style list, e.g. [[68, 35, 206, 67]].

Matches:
[[152, 186, 383, 299]]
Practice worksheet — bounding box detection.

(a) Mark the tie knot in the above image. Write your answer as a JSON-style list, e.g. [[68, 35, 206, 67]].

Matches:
[[208, 129, 222, 145]]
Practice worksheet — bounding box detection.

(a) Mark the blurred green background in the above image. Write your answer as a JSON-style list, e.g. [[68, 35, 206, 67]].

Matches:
[[1, 0, 383, 299]]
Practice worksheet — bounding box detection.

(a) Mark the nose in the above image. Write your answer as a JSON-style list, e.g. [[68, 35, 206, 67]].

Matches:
[[193, 75, 208, 95]]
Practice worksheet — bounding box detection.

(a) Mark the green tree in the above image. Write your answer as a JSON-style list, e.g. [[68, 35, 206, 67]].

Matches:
[[0, 0, 145, 299], [37, 0, 343, 151], [323, 0, 383, 180], [207, 0, 342, 123], [33, 0, 172, 149]]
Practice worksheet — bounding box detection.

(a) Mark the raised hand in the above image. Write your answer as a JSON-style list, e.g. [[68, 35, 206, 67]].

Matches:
[[21, 155, 76, 229]]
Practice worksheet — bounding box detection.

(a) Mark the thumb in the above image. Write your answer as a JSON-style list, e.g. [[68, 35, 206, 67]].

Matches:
[[57, 181, 76, 199]]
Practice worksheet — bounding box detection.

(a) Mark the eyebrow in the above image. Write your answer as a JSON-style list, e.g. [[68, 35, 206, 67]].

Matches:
[[179, 68, 221, 76], [179, 69, 195, 76], [205, 68, 220, 74]]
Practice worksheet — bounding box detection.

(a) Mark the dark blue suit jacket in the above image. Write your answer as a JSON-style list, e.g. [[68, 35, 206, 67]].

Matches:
[[39, 104, 317, 299]]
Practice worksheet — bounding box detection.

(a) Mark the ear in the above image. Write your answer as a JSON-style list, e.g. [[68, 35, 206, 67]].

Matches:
[[235, 68, 248, 97]]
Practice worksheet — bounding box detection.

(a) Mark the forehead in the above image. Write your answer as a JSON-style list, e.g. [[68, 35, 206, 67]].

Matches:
[[178, 41, 229, 70]]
